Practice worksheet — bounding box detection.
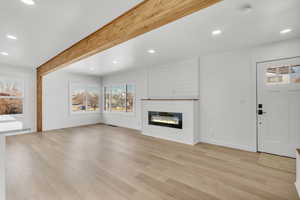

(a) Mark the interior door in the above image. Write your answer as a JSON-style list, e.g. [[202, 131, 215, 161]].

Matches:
[[257, 57, 300, 158]]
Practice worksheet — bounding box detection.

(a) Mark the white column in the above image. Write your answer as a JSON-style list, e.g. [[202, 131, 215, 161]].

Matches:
[[0, 135, 5, 200]]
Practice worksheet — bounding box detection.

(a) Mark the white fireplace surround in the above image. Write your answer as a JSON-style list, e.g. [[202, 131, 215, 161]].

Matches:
[[141, 99, 200, 145]]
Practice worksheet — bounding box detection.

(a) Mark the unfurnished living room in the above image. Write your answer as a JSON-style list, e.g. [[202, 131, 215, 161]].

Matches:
[[0, 0, 300, 199]]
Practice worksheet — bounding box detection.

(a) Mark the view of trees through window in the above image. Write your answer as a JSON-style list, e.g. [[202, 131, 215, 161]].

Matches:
[[104, 87, 110, 111], [71, 84, 99, 113], [86, 88, 100, 111], [111, 85, 126, 112], [126, 85, 134, 112], [104, 84, 134, 112], [0, 79, 23, 115]]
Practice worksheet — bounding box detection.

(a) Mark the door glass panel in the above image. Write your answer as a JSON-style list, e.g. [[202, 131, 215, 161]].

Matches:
[[266, 66, 290, 85], [291, 64, 300, 83]]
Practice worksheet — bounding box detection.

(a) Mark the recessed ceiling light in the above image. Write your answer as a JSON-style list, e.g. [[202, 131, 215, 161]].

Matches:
[[240, 4, 252, 13], [280, 29, 292, 34], [1, 52, 8, 56], [21, 0, 35, 5], [7, 35, 17, 40], [90, 67, 95, 71], [212, 29, 222, 35], [112, 60, 119, 64], [148, 49, 156, 54]]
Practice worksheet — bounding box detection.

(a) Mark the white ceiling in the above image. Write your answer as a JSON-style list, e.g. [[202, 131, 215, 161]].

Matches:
[[0, 0, 143, 67], [63, 0, 300, 76], [1, 0, 300, 75]]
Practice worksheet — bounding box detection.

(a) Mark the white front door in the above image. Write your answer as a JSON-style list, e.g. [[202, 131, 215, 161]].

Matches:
[[257, 57, 300, 158]]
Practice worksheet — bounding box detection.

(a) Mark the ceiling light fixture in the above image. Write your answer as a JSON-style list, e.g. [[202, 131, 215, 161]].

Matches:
[[1, 52, 8, 56], [212, 29, 222, 35], [90, 67, 95, 71], [21, 0, 35, 5], [148, 49, 156, 54], [240, 4, 252, 13], [112, 60, 119, 64], [7, 35, 17, 40], [280, 29, 292, 34]]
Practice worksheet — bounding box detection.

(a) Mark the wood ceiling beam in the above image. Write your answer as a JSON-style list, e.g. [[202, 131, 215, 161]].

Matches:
[[37, 0, 221, 76], [36, 0, 221, 132]]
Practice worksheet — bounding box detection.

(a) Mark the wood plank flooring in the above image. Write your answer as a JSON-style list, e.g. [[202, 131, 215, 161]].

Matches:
[[6, 124, 298, 200]]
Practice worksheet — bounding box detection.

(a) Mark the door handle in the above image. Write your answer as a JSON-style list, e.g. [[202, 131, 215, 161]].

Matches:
[[258, 104, 266, 115], [258, 110, 267, 115]]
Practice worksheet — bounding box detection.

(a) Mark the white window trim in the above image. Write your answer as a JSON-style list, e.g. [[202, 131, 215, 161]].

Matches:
[[0, 78, 25, 117], [103, 83, 135, 115], [69, 81, 101, 115]]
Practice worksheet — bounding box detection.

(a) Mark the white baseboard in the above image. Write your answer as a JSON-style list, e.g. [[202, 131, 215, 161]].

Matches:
[[142, 132, 195, 145], [200, 138, 257, 152], [43, 122, 102, 132], [102, 121, 141, 131], [4, 128, 32, 136], [295, 182, 300, 198]]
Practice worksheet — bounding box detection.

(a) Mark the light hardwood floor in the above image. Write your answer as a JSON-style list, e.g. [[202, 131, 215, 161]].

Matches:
[[6, 124, 298, 200]]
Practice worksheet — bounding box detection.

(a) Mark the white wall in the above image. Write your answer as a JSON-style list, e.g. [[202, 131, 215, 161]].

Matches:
[[0, 64, 36, 133], [102, 58, 199, 130], [200, 50, 256, 151], [199, 38, 300, 151], [43, 71, 101, 131], [148, 58, 200, 99], [101, 38, 300, 152]]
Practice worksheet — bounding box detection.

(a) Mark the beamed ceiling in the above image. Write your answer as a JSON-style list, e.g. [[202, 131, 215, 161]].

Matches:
[[0, 0, 300, 76]]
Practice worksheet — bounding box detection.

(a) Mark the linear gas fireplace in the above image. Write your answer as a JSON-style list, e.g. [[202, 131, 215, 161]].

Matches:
[[148, 111, 183, 129]]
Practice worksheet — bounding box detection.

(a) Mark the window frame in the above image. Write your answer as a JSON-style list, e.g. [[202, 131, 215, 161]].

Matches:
[[103, 83, 135, 115], [0, 77, 24, 117], [69, 82, 100, 115]]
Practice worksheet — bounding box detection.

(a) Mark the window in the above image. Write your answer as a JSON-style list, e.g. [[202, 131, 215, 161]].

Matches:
[[111, 85, 126, 112], [126, 84, 134, 112], [104, 87, 110, 112], [104, 84, 135, 113], [71, 83, 100, 113], [86, 87, 100, 112], [0, 79, 24, 115]]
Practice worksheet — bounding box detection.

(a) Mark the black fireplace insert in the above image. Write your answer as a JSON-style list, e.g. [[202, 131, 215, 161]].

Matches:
[[148, 111, 183, 129]]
